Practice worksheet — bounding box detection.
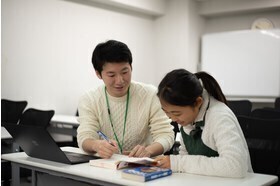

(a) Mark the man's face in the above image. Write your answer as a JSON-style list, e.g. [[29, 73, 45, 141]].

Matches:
[[96, 62, 132, 97]]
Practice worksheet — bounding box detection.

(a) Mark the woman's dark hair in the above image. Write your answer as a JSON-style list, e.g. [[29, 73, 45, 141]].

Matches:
[[92, 40, 132, 74], [157, 69, 227, 106]]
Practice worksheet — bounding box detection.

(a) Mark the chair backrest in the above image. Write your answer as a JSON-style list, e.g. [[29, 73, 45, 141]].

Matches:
[[275, 97, 280, 110], [251, 108, 280, 119], [227, 100, 252, 116], [19, 108, 55, 127], [237, 116, 280, 177], [1, 99, 28, 124], [164, 121, 180, 155], [171, 121, 180, 135]]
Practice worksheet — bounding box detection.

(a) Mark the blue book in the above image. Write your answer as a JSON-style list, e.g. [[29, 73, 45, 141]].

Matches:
[[121, 166, 172, 182]]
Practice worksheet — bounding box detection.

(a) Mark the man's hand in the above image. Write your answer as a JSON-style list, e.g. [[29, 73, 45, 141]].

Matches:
[[94, 139, 119, 159], [124, 145, 152, 158]]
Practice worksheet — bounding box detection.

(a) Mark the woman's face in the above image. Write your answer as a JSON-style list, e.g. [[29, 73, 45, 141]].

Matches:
[[160, 97, 203, 126]]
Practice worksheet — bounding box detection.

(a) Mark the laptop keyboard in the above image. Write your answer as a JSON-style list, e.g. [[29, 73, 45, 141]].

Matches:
[[64, 151, 100, 163]]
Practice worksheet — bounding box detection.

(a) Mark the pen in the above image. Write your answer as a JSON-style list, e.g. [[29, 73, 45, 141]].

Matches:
[[97, 131, 118, 147], [97, 131, 121, 154]]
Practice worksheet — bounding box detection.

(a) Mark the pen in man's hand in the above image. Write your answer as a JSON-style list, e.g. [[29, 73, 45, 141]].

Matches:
[[97, 131, 115, 146]]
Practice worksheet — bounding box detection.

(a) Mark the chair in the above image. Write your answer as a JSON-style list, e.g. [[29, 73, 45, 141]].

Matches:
[[1, 99, 28, 124], [19, 108, 55, 127], [16, 108, 55, 155], [251, 108, 280, 119], [4, 108, 54, 185], [1, 99, 28, 153], [164, 121, 180, 155], [227, 100, 252, 116], [1, 99, 27, 186], [275, 97, 280, 111], [71, 110, 79, 147], [237, 116, 280, 185]]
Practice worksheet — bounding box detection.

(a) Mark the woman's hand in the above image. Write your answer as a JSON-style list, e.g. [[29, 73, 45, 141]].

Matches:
[[154, 155, 171, 169]]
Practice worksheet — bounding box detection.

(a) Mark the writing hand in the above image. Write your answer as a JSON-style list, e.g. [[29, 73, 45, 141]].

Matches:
[[96, 139, 118, 159]]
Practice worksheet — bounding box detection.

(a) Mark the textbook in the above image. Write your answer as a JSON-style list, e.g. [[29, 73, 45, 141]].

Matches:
[[89, 154, 157, 170], [121, 166, 172, 182]]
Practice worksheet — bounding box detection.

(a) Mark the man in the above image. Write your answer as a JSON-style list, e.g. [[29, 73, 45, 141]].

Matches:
[[77, 40, 174, 159]]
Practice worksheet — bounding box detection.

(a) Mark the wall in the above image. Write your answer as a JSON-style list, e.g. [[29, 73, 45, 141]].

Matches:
[[154, 0, 204, 85], [199, 1, 280, 108], [1, 0, 158, 114], [2, 0, 280, 114], [204, 10, 280, 34]]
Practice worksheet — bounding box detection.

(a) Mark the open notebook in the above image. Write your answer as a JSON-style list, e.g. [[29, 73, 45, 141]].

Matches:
[[3, 122, 100, 164]]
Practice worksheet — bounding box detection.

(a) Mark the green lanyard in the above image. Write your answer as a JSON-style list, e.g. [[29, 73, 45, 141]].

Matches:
[[104, 86, 129, 154]]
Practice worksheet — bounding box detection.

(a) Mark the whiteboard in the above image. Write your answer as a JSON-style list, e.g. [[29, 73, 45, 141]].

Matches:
[[201, 29, 280, 99]]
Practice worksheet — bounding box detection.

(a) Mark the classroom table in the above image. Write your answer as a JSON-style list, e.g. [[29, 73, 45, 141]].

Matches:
[[1, 147, 278, 186], [1, 126, 20, 153], [48, 114, 79, 137], [51, 115, 79, 126], [1, 126, 12, 139]]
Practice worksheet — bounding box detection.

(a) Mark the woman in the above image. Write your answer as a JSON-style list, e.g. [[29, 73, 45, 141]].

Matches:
[[155, 69, 252, 178]]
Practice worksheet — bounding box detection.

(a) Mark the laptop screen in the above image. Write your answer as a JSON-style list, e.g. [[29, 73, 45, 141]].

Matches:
[[3, 123, 100, 164]]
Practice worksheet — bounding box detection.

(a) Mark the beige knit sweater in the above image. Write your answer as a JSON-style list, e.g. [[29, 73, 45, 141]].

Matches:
[[77, 81, 174, 153]]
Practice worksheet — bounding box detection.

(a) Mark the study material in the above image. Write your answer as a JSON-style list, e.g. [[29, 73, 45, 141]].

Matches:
[[121, 166, 172, 182], [89, 154, 157, 170]]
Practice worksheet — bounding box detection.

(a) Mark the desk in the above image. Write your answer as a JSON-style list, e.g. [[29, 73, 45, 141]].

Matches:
[[51, 115, 79, 126], [48, 115, 79, 137], [1, 127, 19, 153], [1, 147, 278, 186], [1, 126, 12, 139]]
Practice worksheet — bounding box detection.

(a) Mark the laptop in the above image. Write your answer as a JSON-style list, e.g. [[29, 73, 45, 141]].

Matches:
[[2, 123, 100, 164]]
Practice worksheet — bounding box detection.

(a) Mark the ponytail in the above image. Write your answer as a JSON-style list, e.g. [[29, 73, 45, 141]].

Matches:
[[157, 69, 227, 107], [195, 71, 227, 104]]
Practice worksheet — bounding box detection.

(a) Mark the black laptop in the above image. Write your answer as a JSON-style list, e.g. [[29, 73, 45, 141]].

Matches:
[[3, 123, 100, 164]]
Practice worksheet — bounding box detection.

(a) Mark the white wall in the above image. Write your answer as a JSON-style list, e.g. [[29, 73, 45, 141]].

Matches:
[[1, 0, 158, 115], [2, 0, 280, 115], [200, 4, 280, 107], [203, 10, 280, 34], [154, 0, 204, 85]]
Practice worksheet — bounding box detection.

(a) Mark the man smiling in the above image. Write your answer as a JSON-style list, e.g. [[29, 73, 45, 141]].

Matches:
[[77, 40, 174, 159]]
